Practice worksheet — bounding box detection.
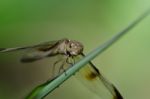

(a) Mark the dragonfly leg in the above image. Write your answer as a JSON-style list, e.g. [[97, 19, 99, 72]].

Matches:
[[66, 57, 74, 66], [66, 57, 77, 76], [47, 58, 69, 82], [72, 56, 75, 64], [58, 60, 67, 76], [47, 59, 63, 82]]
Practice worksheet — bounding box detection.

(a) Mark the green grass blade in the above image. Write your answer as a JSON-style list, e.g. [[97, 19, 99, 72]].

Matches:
[[26, 8, 150, 99]]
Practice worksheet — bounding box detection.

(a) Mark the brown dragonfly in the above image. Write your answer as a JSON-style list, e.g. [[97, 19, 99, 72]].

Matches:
[[0, 38, 123, 99]]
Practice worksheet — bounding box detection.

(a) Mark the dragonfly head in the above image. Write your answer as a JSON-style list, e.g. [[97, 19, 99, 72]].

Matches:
[[66, 40, 83, 56]]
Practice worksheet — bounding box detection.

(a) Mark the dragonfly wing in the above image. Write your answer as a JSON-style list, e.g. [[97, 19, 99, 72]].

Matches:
[[0, 40, 60, 63], [0, 40, 58, 53], [20, 48, 52, 63], [74, 53, 123, 99]]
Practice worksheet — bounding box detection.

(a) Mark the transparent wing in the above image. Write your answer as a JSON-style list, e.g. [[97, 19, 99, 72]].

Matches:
[[0, 40, 59, 63], [74, 53, 123, 99], [0, 40, 58, 53], [20, 48, 52, 63]]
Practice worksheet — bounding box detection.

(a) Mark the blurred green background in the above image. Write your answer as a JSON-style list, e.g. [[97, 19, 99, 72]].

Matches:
[[0, 0, 150, 99]]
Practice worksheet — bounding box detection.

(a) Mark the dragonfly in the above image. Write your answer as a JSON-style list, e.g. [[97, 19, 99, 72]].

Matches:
[[0, 38, 123, 99]]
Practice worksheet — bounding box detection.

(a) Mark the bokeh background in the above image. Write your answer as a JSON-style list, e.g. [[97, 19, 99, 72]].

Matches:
[[0, 0, 150, 99]]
